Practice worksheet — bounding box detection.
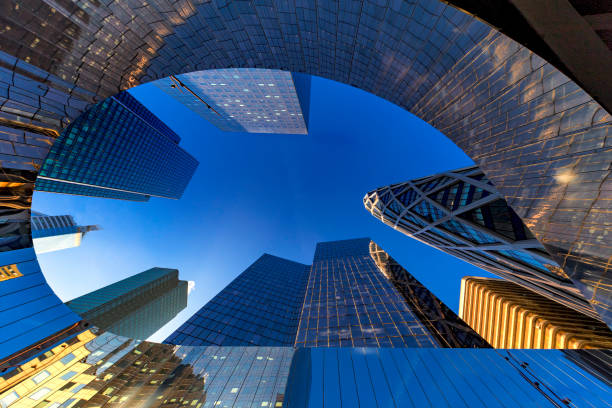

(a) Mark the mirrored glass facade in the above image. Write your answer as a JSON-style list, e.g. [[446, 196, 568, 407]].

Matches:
[[154, 69, 310, 134], [169, 238, 486, 349], [166, 255, 310, 347], [31, 212, 98, 254], [0, 0, 610, 330], [0, 329, 294, 408], [36, 92, 198, 201], [2, 327, 611, 408], [284, 348, 612, 408], [364, 166, 602, 323], [66, 268, 188, 340]]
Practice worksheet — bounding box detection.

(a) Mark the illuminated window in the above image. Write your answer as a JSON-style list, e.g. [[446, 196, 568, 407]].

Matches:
[[32, 370, 50, 384], [0, 264, 22, 281], [29, 387, 51, 400], [230, 388, 239, 393], [0, 391, 19, 406]]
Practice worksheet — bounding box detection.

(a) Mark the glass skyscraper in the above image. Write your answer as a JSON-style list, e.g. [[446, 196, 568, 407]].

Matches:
[[154, 69, 310, 134], [166, 238, 488, 349], [31, 211, 99, 254], [165, 254, 310, 347], [66, 268, 188, 340], [35, 91, 199, 201], [363, 166, 600, 322]]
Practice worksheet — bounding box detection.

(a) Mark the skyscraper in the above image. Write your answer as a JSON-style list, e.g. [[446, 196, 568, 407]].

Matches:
[[459, 277, 612, 349], [31, 212, 99, 254], [154, 69, 310, 134], [165, 254, 310, 347], [66, 268, 188, 340], [35, 91, 199, 201], [363, 166, 599, 321], [166, 238, 488, 349]]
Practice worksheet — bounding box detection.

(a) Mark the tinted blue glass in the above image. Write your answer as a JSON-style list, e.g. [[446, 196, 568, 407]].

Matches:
[[365, 349, 396, 408], [285, 349, 612, 408], [166, 254, 309, 346], [322, 349, 341, 408], [337, 348, 360, 407], [296, 239, 439, 348], [351, 349, 378, 408], [37, 92, 198, 200]]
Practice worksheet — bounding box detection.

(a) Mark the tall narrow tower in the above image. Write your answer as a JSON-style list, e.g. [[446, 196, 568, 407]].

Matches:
[[31, 212, 99, 254]]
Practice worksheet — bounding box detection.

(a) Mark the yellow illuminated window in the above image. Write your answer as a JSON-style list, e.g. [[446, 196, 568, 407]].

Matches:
[[0, 264, 22, 281], [230, 388, 239, 393]]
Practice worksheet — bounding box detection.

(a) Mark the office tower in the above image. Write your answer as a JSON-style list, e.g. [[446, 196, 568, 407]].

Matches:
[[35, 91, 199, 201], [66, 268, 188, 340], [154, 69, 310, 134], [31, 212, 99, 254], [459, 277, 612, 349], [165, 254, 310, 346], [167, 238, 488, 348], [363, 165, 599, 321]]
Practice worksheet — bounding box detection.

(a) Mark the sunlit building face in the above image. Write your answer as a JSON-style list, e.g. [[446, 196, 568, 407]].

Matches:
[[154, 69, 310, 135]]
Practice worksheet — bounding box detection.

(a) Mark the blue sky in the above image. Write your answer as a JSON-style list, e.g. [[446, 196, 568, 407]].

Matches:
[[33, 74, 495, 342]]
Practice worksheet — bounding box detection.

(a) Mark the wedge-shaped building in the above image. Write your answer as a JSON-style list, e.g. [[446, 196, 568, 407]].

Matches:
[[364, 166, 599, 322]]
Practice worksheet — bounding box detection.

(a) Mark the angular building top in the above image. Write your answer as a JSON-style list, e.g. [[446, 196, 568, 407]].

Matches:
[[297, 238, 488, 348], [154, 69, 310, 134], [31, 212, 99, 254], [165, 254, 310, 347], [167, 238, 488, 348], [36, 91, 199, 201], [66, 267, 188, 340], [459, 277, 612, 349], [363, 166, 600, 322]]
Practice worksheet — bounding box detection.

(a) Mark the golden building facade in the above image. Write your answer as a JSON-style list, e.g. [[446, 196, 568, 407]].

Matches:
[[459, 277, 612, 349]]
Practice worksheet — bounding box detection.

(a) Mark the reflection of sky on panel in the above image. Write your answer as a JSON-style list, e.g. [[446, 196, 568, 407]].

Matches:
[[154, 69, 308, 134], [285, 348, 612, 408]]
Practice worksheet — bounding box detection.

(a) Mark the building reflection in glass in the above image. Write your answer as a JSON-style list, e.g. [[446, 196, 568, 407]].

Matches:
[[0, 328, 293, 408], [2, 326, 610, 408]]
